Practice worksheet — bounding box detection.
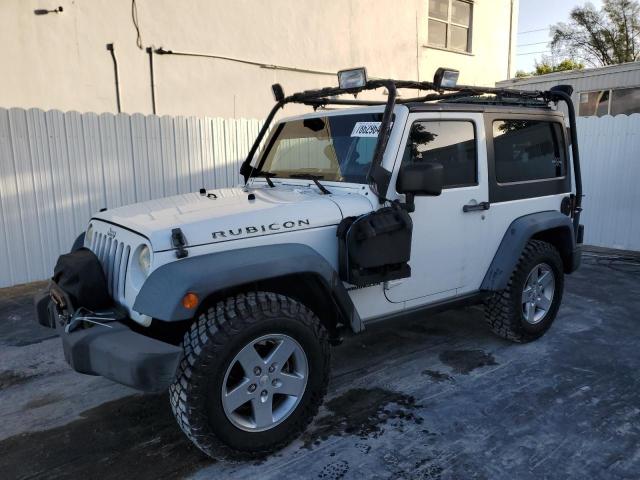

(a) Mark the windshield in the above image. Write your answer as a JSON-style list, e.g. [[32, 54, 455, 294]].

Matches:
[[257, 113, 386, 183]]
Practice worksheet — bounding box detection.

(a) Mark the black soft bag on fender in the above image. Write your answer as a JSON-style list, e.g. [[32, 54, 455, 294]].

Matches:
[[337, 202, 413, 286], [53, 247, 113, 311]]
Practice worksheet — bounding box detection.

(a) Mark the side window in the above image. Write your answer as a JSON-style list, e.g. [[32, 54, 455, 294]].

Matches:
[[401, 120, 476, 188], [610, 87, 640, 115], [579, 90, 610, 117], [493, 120, 566, 183]]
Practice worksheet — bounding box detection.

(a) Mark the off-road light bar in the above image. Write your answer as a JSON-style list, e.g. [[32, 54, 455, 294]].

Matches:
[[338, 67, 368, 89], [433, 67, 459, 90]]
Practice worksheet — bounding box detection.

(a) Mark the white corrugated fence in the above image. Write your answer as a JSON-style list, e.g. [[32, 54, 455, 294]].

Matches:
[[0, 108, 261, 288], [576, 114, 640, 252], [0, 109, 638, 288]]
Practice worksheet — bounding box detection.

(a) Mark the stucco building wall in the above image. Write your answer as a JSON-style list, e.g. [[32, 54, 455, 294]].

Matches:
[[1, 0, 518, 117]]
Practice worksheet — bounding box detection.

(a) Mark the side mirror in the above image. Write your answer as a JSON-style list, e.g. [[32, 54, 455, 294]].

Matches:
[[397, 162, 444, 212]]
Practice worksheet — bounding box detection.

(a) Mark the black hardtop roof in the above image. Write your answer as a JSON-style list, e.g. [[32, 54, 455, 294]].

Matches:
[[405, 101, 563, 116]]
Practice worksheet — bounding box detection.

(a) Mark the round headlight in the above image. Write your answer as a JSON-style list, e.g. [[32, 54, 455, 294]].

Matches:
[[138, 245, 151, 275], [85, 224, 94, 245]]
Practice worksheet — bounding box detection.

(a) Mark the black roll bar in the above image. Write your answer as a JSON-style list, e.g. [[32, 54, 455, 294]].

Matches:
[[547, 88, 583, 234], [242, 100, 285, 182], [365, 80, 396, 199]]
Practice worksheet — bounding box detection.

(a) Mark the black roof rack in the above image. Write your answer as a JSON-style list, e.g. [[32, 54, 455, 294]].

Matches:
[[239, 77, 581, 235], [438, 94, 550, 108]]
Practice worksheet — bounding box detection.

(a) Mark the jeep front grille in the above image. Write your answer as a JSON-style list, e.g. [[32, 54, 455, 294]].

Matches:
[[90, 232, 131, 305]]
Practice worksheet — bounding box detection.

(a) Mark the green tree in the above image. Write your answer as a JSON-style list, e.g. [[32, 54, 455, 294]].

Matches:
[[515, 58, 583, 78], [534, 59, 585, 75], [551, 0, 640, 66]]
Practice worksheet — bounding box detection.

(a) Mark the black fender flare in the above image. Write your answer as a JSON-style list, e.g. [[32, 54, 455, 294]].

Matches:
[[481, 211, 576, 291], [133, 243, 363, 332]]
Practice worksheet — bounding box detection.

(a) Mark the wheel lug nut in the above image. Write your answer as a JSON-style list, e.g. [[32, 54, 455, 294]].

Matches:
[[261, 390, 268, 396], [254, 367, 261, 376], [268, 365, 276, 373], [272, 379, 278, 386], [248, 384, 256, 392]]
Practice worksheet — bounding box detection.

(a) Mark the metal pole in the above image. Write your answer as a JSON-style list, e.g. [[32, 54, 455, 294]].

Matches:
[[507, 0, 515, 79], [146, 47, 157, 114], [106, 43, 122, 113]]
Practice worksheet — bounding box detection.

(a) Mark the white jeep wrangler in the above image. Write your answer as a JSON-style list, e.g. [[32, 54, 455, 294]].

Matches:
[[36, 68, 584, 457]]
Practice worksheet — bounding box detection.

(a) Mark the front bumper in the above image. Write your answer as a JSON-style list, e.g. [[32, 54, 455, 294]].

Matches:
[[35, 288, 181, 393]]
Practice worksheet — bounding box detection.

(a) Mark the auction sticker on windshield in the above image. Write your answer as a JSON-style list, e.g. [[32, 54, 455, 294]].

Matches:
[[350, 121, 391, 137]]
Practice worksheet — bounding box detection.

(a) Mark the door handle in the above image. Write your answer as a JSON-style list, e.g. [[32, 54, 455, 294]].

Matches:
[[463, 201, 490, 213]]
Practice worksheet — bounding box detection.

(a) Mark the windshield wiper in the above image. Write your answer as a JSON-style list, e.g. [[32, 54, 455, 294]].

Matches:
[[255, 171, 277, 187], [289, 174, 331, 195]]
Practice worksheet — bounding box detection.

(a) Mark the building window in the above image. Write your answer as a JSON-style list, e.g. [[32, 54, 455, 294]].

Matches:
[[579, 87, 640, 117], [428, 0, 473, 53], [493, 120, 566, 184], [401, 121, 477, 188], [579, 90, 610, 117], [611, 87, 640, 115]]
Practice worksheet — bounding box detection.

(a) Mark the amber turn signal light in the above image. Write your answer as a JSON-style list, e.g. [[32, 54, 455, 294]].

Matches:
[[182, 292, 199, 309]]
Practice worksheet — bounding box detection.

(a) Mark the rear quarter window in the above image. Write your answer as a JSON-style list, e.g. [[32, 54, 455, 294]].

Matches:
[[493, 120, 566, 184]]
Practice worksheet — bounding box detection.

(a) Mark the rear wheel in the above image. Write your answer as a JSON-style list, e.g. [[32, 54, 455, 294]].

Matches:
[[169, 292, 330, 458], [484, 240, 564, 343]]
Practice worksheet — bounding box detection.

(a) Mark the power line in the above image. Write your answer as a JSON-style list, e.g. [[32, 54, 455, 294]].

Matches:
[[517, 50, 553, 56], [518, 40, 550, 48], [518, 27, 550, 35], [517, 48, 575, 56], [154, 48, 336, 76], [131, 0, 143, 50]]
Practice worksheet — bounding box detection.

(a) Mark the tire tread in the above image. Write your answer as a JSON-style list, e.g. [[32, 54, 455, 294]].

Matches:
[[169, 291, 330, 458], [484, 240, 563, 343]]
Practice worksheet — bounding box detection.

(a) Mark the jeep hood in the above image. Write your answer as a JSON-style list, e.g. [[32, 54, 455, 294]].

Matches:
[[92, 186, 373, 251]]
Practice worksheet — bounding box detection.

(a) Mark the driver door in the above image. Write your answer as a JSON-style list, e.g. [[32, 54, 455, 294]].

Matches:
[[385, 113, 490, 305]]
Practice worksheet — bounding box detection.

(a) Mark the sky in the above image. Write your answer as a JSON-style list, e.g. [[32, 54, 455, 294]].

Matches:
[[516, 0, 603, 72]]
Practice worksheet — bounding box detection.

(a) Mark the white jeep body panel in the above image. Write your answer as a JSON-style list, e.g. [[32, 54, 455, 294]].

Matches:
[[92, 186, 347, 251], [82, 104, 573, 327], [87, 181, 381, 324]]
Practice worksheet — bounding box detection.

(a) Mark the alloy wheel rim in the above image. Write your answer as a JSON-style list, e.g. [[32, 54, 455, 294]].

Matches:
[[521, 262, 556, 325], [221, 334, 308, 432]]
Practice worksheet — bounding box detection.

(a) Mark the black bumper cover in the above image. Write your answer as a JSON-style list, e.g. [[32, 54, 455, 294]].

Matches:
[[35, 292, 181, 393], [62, 321, 181, 393]]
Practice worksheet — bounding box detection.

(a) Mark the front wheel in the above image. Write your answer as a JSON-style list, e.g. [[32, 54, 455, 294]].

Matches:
[[170, 292, 330, 458], [484, 240, 564, 343]]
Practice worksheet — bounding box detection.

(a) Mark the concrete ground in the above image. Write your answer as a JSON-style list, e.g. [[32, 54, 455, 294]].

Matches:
[[0, 249, 639, 480]]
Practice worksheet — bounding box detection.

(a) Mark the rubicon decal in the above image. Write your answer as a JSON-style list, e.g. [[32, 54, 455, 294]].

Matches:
[[212, 219, 310, 239]]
